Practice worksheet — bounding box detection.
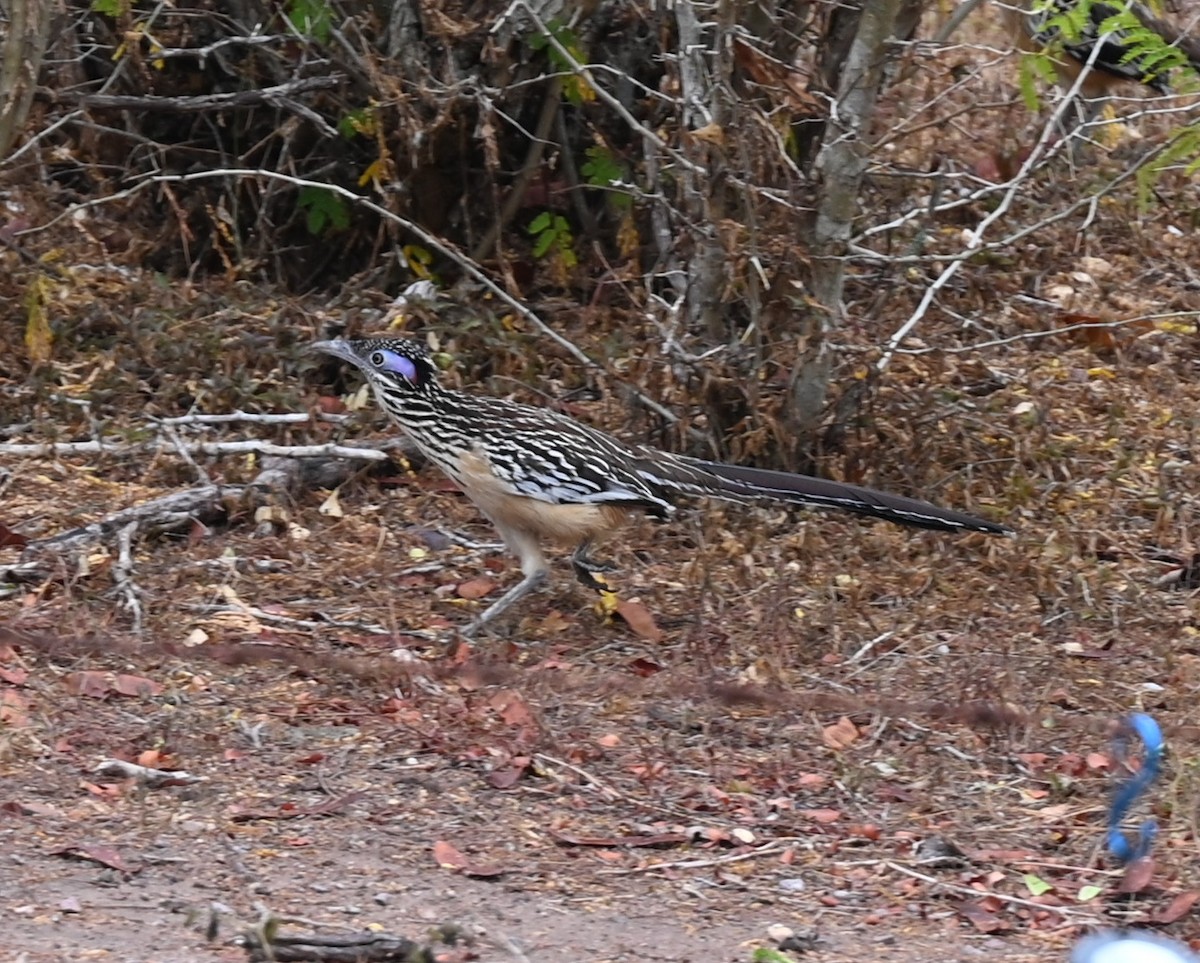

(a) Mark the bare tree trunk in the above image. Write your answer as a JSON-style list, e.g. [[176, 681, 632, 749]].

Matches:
[[787, 0, 909, 445], [0, 0, 55, 159], [676, 0, 736, 340]]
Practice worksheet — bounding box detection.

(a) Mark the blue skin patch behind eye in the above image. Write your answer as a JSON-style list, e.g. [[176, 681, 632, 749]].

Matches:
[[374, 349, 419, 382]]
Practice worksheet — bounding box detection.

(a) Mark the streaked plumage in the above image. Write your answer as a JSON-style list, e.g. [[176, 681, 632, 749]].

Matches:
[[316, 337, 1010, 632]]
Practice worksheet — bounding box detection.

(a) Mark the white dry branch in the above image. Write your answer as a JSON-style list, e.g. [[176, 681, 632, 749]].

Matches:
[[0, 439, 391, 460]]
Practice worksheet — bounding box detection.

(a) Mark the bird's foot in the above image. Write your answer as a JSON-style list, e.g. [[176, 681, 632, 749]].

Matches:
[[571, 554, 617, 592], [592, 581, 621, 624]]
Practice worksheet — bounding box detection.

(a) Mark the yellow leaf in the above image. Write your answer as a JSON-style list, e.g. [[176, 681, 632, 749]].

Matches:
[[357, 158, 385, 188], [402, 244, 433, 279], [616, 210, 639, 260], [23, 275, 53, 364]]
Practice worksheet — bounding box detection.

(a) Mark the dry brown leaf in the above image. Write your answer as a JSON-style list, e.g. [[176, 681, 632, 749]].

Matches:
[[822, 716, 860, 750]]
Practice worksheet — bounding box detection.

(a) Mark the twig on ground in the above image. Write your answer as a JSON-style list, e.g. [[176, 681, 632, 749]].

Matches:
[[155, 411, 350, 426], [883, 861, 1092, 919], [598, 839, 796, 875], [94, 759, 209, 787], [0, 439, 392, 461], [112, 520, 144, 635]]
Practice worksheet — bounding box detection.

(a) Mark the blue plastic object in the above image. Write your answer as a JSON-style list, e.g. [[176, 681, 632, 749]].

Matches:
[[1106, 713, 1164, 865]]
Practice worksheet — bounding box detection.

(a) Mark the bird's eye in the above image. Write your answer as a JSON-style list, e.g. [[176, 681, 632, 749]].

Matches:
[[372, 348, 421, 384]]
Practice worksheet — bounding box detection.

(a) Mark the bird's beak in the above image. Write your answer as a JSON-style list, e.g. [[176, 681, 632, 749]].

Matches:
[[311, 339, 357, 364]]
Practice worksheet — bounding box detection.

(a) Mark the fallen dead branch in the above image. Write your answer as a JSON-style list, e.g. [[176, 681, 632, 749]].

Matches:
[[239, 927, 424, 963], [0, 439, 392, 460], [5, 452, 395, 584], [93, 759, 209, 788]]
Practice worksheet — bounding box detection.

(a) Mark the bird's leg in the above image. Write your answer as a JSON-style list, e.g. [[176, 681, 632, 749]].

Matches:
[[460, 522, 551, 636], [572, 539, 620, 621], [462, 570, 548, 636]]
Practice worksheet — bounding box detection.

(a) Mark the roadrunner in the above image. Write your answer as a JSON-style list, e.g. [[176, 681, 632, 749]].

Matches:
[[1007, 0, 1200, 100], [316, 337, 1011, 633]]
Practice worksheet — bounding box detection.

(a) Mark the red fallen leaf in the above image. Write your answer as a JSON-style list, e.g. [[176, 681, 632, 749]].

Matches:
[[489, 690, 533, 727], [432, 840, 504, 878], [284, 837, 313, 847], [1118, 856, 1156, 895], [797, 773, 828, 789], [488, 757, 531, 789], [848, 823, 882, 841], [0, 689, 30, 726], [1056, 753, 1088, 776], [296, 752, 326, 765], [627, 657, 664, 677], [112, 674, 163, 697], [456, 576, 497, 601], [316, 395, 345, 414], [958, 900, 1013, 933], [799, 808, 841, 824], [1150, 890, 1200, 924], [81, 780, 124, 798], [0, 522, 29, 549], [822, 716, 860, 750], [137, 749, 172, 768], [2, 799, 63, 816], [224, 748, 246, 762], [51, 844, 138, 874], [614, 598, 664, 642], [63, 671, 113, 698], [1086, 752, 1112, 770], [187, 518, 209, 548], [63, 672, 163, 699], [0, 666, 29, 685]]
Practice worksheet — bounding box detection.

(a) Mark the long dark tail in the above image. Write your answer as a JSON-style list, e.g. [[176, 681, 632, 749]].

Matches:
[[637, 452, 1011, 535]]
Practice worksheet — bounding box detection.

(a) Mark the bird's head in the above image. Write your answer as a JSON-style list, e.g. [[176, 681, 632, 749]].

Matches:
[[313, 338, 441, 397]]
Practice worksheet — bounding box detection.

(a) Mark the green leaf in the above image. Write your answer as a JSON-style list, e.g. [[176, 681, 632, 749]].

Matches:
[[338, 108, 375, 139], [286, 0, 332, 44], [752, 950, 793, 963], [1023, 873, 1053, 896], [527, 211, 553, 234], [91, 0, 129, 16], [297, 186, 350, 235], [1078, 884, 1103, 902], [581, 146, 623, 187], [531, 227, 557, 258]]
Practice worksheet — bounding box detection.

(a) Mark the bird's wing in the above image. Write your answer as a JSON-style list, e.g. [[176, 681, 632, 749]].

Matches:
[[471, 413, 675, 514]]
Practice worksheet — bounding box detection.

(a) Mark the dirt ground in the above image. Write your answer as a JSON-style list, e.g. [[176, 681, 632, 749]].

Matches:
[[5, 12, 1200, 961], [2, 416, 1198, 963]]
